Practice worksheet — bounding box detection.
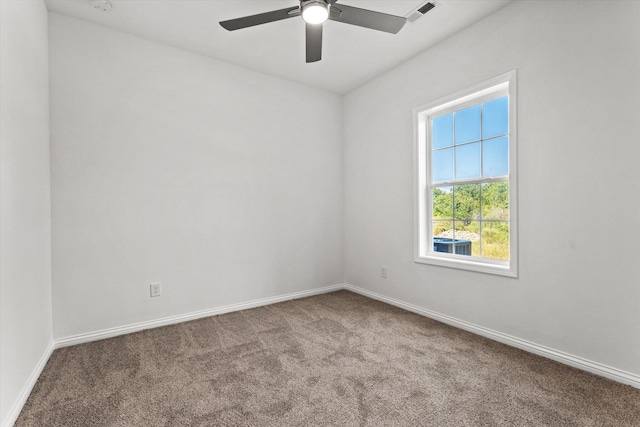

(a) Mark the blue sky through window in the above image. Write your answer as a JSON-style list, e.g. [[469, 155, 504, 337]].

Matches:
[[432, 148, 453, 182], [432, 113, 453, 149], [431, 95, 508, 182], [482, 96, 508, 138], [483, 137, 509, 176], [456, 142, 480, 179], [455, 105, 481, 144]]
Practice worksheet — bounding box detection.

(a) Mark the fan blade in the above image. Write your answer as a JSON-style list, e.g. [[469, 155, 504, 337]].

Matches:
[[306, 23, 323, 63], [220, 6, 299, 31], [329, 4, 406, 34]]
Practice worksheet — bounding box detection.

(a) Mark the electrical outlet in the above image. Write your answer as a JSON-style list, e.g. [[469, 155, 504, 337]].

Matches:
[[150, 282, 161, 297], [381, 267, 387, 279]]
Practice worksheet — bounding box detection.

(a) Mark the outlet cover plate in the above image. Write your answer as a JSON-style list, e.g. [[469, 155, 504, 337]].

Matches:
[[150, 282, 161, 297]]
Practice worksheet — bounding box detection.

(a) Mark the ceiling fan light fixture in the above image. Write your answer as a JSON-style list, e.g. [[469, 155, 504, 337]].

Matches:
[[219, 0, 408, 62], [301, 1, 329, 25]]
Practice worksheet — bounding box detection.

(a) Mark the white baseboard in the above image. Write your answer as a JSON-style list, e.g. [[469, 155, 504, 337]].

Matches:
[[343, 283, 640, 389], [2, 340, 54, 427], [54, 284, 344, 348]]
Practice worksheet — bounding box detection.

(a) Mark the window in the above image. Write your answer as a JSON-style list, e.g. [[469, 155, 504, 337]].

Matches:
[[414, 71, 517, 277]]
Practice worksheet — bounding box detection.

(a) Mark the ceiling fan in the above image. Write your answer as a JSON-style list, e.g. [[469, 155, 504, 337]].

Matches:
[[219, 0, 407, 63]]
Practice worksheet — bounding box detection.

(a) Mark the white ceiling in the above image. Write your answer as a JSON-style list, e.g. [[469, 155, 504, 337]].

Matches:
[[45, 0, 512, 94]]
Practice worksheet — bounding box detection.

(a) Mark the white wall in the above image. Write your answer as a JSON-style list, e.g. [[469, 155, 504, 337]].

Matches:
[[344, 1, 640, 376], [0, 0, 53, 425], [49, 14, 343, 339]]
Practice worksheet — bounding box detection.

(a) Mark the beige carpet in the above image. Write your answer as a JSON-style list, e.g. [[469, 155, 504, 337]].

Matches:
[[16, 290, 640, 426]]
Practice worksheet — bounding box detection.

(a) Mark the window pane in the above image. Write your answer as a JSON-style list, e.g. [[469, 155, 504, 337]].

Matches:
[[483, 137, 509, 177], [455, 105, 481, 144], [481, 221, 509, 260], [482, 96, 508, 139], [432, 113, 453, 149], [453, 221, 479, 256], [432, 186, 452, 219], [455, 142, 481, 180], [481, 182, 509, 220], [433, 221, 453, 254], [432, 148, 453, 182], [453, 184, 480, 221], [433, 220, 453, 238]]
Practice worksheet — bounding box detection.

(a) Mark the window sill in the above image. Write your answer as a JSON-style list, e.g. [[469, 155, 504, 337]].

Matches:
[[415, 254, 518, 278]]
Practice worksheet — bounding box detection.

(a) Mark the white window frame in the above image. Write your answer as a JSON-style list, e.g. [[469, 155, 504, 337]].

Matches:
[[413, 71, 518, 277]]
